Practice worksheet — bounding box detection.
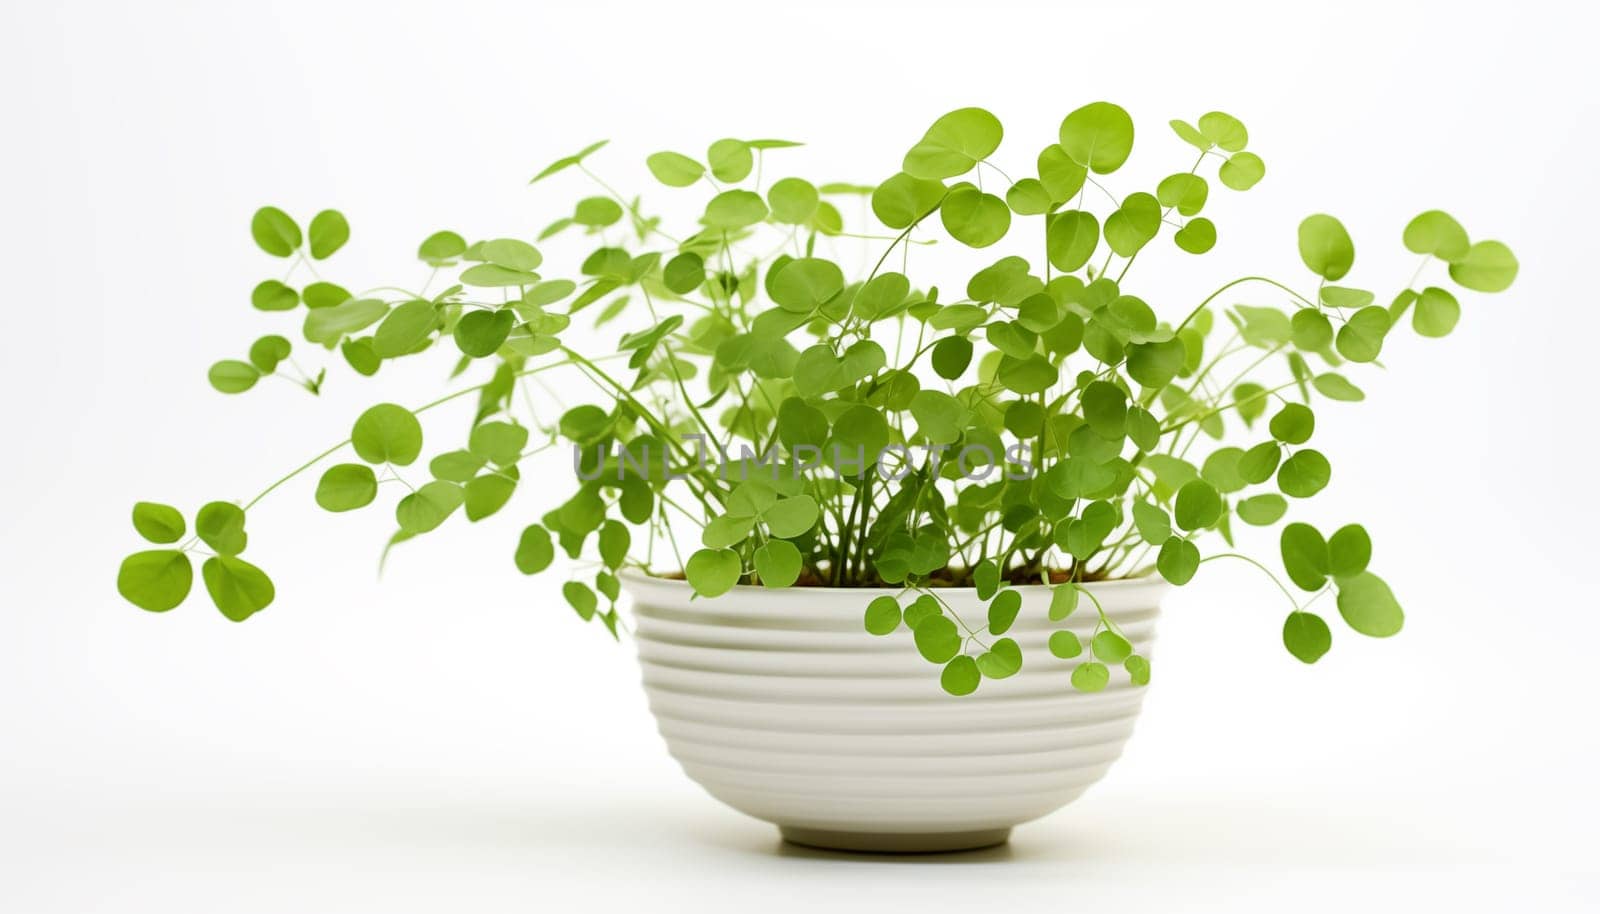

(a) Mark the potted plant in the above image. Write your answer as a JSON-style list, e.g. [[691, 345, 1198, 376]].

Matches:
[[115, 103, 1518, 853]]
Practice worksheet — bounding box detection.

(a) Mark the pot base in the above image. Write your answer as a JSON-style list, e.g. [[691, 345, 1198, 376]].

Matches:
[[779, 825, 1011, 854]]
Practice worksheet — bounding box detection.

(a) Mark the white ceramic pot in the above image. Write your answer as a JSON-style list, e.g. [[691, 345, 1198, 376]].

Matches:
[[624, 572, 1166, 853]]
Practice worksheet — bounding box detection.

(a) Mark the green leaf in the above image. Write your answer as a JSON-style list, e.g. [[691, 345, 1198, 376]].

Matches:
[[909, 390, 969, 445], [1127, 338, 1185, 388], [250, 206, 301, 257], [931, 336, 973, 380], [1269, 403, 1315, 444], [940, 655, 981, 696], [201, 555, 274, 621], [573, 197, 623, 227], [865, 596, 902, 635], [132, 502, 185, 543], [1402, 210, 1469, 262], [303, 298, 387, 345], [1298, 214, 1354, 281], [1058, 102, 1134, 174], [529, 139, 608, 183], [208, 360, 260, 394], [1046, 210, 1099, 272], [701, 515, 753, 549], [597, 520, 630, 570], [1336, 571, 1404, 637], [1005, 178, 1052, 215], [1170, 119, 1211, 151], [1174, 479, 1222, 530], [1237, 493, 1288, 526], [514, 524, 554, 574], [1036, 145, 1087, 203], [418, 230, 468, 265], [1049, 584, 1080, 621], [1081, 380, 1127, 439], [940, 185, 1011, 248], [1173, 217, 1217, 254], [903, 107, 1003, 180], [454, 308, 514, 358], [1125, 654, 1151, 685], [1092, 630, 1133, 663], [977, 637, 1023, 679], [754, 539, 801, 587], [997, 353, 1057, 395], [307, 210, 350, 259], [302, 281, 352, 309], [1335, 306, 1390, 363], [708, 138, 753, 182], [117, 550, 192, 612], [1157, 536, 1200, 585], [395, 480, 464, 534], [463, 474, 516, 521], [1413, 286, 1461, 338], [768, 257, 843, 312], [469, 421, 529, 465], [987, 589, 1022, 635], [703, 190, 768, 229], [372, 299, 438, 358], [251, 279, 298, 311], [1238, 441, 1282, 484], [686, 548, 741, 597], [1280, 522, 1329, 591], [315, 463, 378, 512], [563, 581, 598, 620], [1049, 630, 1082, 659], [1071, 661, 1110, 692], [1313, 373, 1365, 402], [1328, 524, 1372, 578], [870, 172, 945, 229], [1448, 240, 1518, 292], [1283, 611, 1332, 663], [1277, 449, 1331, 498], [1199, 111, 1248, 151], [248, 335, 291, 373], [341, 338, 379, 375], [1103, 192, 1160, 257], [1218, 152, 1266, 191], [351, 404, 423, 466], [195, 501, 247, 556], [645, 151, 704, 187], [913, 614, 961, 663], [1156, 173, 1208, 216], [767, 177, 819, 224], [1291, 309, 1334, 351], [764, 495, 819, 538], [1201, 447, 1248, 493]]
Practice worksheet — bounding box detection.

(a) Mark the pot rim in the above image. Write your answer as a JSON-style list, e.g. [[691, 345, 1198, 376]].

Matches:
[[617, 567, 1168, 596]]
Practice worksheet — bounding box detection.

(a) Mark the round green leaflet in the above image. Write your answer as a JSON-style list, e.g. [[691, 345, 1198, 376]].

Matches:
[[870, 172, 945, 229], [1082, 380, 1127, 439], [987, 589, 1022, 635], [767, 177, 819, 224], [754, 540, 802, 587], [1058, 102, 1134, 174], [686, 548, 742, 597], [1402, 210, 1470, 262], [351, 404, 423, 466], [315, 463, 378, 512], [396, 480, 464, 533], [1277, 449, 1331, 498], [563, 581, 598, 621], [864, 596, 902, 635], [1237, 493, 1287, 526], [417, 230, 468, 265], [1336, 571, 1404, 637], [1218, 152, 1265, 191], [1048, 585, 1079, 622], [1198, 111, 1248, 151], [1413, 287, 1460, 338], [1048, 630, 1082, 659], [1174, 479, 1223, 530], [1449, 241, 1518, 293], [251, 279, 298, 312], [1283, 611, 1332, 663], [1124, 655, 1151, 685], [940, 655, 981, 696], [308, 209, 350, 260], [662, 253, 705, 294], [909, 389, 969, 445], [940, 185, 1011, 248], [132, 502, 185, 543], [514, 524, 555, 574], [645, 151, 704, 187], [977, 638, 1022, 679], [853, 272, 911, 321], [1092, 631, 1133, 664], [208, 360, 260, 394], [117, 550, 193, 612], [248, 335, 291, 373], [902, 107, 1003, 180], [1238, 441, 1282, 484], [1047, 211, 1099, 272], [1006, 178, 1052, 215], [250, 206, 301, 257], [707, 138, 753, 183], [703, 190, 768, 229], [914, 614, 962, 664], [202, 555, 274, 622], [769, 258, 845, 313], [454, 309, 514, 358], [1280, 522, 1329, 591], [1158, 537, 1200, 585], [1269, 403, 1315, 444], [776, 397, 829, 450], [1174, 218, 1216, 254], [764, 496, 819, 538], [1103, 192, 1161, 257], [1291, 308, 1334, 351], [574, 196, 623, 227], [1170, 119, 1211, 151], [195, 501, 247, 556], [1298, 214, 1354, 281], [1327, 524, 1372, 578], [1071, 661, 1110, 693], [598, 520, 630, 570], [1335, 306, 1390, 363], [373, 299, 439, 359], [1157, 173, 1208, 216], [931, 336, 973, 380]]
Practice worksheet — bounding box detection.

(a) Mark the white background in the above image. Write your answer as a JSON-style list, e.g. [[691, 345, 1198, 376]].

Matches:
[[2, 0, 1597, 910]]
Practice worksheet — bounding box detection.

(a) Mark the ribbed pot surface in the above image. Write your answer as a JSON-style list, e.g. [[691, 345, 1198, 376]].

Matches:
[[624, 572, 1165, 852]]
